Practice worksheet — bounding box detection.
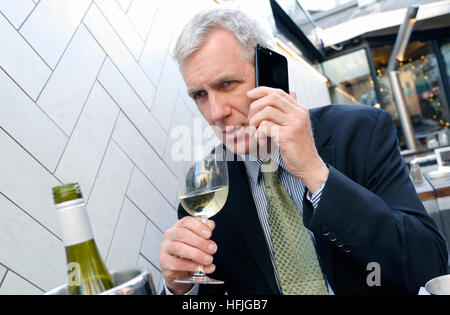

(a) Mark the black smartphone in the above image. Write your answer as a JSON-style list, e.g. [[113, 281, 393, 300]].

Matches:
[[254, 44, 289, 93]]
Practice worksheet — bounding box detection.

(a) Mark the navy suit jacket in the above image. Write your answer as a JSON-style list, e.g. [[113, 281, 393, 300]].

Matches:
[[175, 104, 448, 295]]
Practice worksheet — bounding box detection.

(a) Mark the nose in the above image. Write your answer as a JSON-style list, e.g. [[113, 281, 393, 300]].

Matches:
[[209, 92, 230, 122]]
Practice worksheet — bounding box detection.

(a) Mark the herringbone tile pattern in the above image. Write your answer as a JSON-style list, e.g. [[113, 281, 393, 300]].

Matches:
[[0, 0, 215, 295]]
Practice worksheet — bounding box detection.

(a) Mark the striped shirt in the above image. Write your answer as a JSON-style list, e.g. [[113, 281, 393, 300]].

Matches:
[[243, 146, 332, 294]]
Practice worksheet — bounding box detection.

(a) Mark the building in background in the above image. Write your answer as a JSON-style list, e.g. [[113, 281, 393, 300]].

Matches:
[[271, 0, 450, 150]]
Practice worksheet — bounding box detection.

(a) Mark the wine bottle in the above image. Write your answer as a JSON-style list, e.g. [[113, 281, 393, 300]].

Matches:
[[53, 183, 114, 295]]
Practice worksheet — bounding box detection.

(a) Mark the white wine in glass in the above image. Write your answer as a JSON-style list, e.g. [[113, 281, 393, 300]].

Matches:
[[179, 186, 228, 220], [175, 146, 229, 285]]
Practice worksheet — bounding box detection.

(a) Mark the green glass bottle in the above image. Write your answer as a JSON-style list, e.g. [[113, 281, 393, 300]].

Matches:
[[53, 183, 114, 295]]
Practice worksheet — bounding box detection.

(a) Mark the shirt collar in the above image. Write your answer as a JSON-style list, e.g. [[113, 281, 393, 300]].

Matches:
[[242, 145, 288, 183]]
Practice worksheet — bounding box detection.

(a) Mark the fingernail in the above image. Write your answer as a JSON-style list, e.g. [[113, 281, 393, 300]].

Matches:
[[204, 255, 213, 264], [202, 229, 211, 238], [208, 243, 217, 253]]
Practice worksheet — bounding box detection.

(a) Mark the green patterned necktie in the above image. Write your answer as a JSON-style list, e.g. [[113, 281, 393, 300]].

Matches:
[[262, 160, 328, 295]]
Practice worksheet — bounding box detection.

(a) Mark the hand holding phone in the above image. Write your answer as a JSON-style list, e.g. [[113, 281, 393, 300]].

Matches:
[[249, 44, 329, 193]]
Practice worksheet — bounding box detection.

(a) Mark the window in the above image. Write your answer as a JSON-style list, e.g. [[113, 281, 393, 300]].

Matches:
[[372, 40, 450, 149], [321, 48, 377, 106]]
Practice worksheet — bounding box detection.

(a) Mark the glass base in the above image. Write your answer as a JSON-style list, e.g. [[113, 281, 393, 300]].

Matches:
[[174, 275, 224, 285]]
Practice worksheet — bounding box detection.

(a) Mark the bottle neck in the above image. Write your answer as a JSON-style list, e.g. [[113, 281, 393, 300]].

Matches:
[[56, 198, 94, 247]]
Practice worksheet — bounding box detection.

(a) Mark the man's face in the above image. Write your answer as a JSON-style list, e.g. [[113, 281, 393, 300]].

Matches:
[[181, 28, 256, 155]]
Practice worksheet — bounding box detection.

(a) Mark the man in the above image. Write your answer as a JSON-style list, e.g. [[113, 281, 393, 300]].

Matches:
[[159, 7, 448, 295]]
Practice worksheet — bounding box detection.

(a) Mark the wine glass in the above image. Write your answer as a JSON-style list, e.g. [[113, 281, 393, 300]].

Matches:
[[175, 145, 229, 285]]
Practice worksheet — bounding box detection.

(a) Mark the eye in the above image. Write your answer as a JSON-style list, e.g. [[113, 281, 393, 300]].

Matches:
[[193, 90, 207, 100], [221, 81, 234, 89]]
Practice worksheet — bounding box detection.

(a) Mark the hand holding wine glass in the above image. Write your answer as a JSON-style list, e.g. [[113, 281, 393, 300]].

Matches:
[[176, 145, 228, 285], [160, 145, 229, 293]]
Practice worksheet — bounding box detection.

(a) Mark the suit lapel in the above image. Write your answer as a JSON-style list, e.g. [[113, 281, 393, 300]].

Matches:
[[227, 160, 280, 295]]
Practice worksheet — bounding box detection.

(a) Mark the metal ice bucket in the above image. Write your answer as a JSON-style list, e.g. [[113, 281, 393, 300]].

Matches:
[[45, 267, 157, 295], [425, 274, 450, 295]]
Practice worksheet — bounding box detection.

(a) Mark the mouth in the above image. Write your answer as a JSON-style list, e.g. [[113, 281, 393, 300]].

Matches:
[[223, 126, 245, 139]]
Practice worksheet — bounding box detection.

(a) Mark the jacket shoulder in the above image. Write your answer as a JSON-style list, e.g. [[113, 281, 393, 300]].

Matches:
[[310, 104, 385, 121], [310, 104, 393, 132]]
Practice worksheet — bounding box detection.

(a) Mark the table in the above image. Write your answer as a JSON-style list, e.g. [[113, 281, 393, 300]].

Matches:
[[414, 165, 450, 260]]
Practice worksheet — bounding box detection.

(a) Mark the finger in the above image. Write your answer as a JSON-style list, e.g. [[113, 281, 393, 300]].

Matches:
[[249, 105, 288, 129], [289, 90, 297, 101], [247, 86, 286, 100], [248, 87, 307, 113], [203, 264, 216, 274], [161, 251, 200, 273], [205, 219, 215, 232], [255, 120, 280, 146], [168, 226, 217, 255], [167, 241, 214, 266], [248, 92, 294, 119], [176, 216, 213, 239], [162, 252, 216, 275]]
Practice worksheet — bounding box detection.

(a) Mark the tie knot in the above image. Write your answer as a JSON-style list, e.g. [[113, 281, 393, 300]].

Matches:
[[261, 159, 280, 185], [261, 159, 279, 173]]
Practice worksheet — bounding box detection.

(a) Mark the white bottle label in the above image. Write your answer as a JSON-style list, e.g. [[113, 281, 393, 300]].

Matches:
[[56, 199, 94, 246]]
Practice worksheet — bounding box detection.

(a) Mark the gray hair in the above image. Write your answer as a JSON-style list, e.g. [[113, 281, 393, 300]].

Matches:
[[173, 7, 274, 65]]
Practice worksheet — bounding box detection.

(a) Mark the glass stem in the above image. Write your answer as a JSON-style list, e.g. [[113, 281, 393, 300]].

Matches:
[[194, 264, 205, 277], [194, 216, 208, 277]]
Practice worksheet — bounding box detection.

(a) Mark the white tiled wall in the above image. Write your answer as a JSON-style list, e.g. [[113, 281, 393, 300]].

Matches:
[[0, 0, 331, 295]]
